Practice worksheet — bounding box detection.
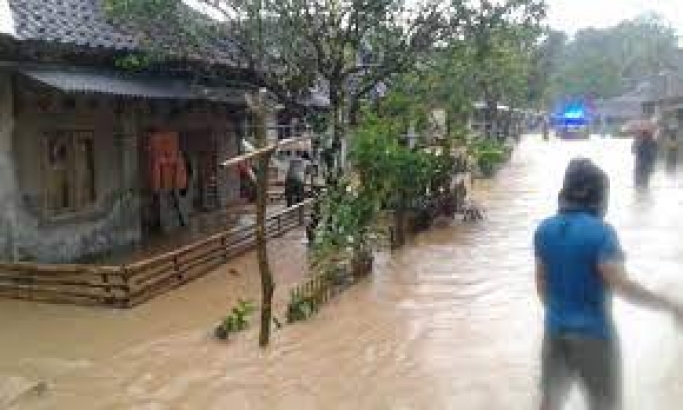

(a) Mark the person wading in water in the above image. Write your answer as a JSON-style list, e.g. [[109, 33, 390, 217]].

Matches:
[[632, 129, 658, 187], [534, 158, 683, 410], [542, 116, 550, 141]]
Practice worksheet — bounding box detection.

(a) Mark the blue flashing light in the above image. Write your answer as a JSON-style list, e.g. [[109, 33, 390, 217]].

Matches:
[[563, 108, 585, 120], [554, 101, 590, 127]]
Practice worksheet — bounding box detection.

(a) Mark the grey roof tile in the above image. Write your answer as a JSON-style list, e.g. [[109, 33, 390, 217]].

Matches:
[[19, 65, 248, 103], [7, 0, 237, 63], [9, 0, 140, 50]]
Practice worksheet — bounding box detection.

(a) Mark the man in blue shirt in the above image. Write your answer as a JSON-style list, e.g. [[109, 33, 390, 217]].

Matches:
[[534, 158, 683, 410]]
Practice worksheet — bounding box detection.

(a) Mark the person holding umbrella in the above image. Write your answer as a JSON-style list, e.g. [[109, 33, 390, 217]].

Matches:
[[632, 130, 658, 188], [623, 120, 658, 188]]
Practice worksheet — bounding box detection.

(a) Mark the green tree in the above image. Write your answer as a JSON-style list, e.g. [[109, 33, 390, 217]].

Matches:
[[548, 13, 678, 102], [387, 21, 546, 140], [107, 0, 453, 178], [108, 0, 549, 175], [528, 29, 567, 106]]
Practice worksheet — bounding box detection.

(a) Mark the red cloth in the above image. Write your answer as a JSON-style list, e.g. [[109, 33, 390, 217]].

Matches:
[[148, 132, 188, 192], [237, 159, 256, 182]]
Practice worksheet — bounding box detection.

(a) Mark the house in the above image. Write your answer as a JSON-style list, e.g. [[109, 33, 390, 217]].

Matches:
[[0, 0, 309, 263], [640, 70, 683, 163], [636, 49, 683, 163], [469, 102, 529, 140], [593, 82, 660, 136], [642, 72, 683, 125]]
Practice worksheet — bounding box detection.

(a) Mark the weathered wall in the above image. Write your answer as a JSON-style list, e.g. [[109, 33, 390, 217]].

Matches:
[[0, 71, 17, 260], [135, 106, 240, 234], [216, 122, 240, 208], [8, 80, 142, 263], [1, 77, 243, 263]]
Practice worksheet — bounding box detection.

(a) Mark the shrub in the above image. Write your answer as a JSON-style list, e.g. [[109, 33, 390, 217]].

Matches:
[[214, 299, 257, 340]]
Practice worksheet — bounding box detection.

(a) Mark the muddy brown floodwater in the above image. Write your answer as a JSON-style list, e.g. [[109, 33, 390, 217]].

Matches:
[[1, 136, 683, 409]]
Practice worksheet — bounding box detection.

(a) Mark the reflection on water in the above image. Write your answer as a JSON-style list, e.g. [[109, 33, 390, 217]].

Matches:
[[1, 136, 682, 409]]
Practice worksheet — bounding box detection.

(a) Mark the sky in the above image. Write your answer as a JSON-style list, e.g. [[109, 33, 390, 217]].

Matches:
[[0, 0, 13, 36], [547, 0, 683, 35]]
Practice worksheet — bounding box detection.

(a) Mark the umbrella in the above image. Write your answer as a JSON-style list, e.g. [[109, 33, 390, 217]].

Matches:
[[621, 119, 657, 136]]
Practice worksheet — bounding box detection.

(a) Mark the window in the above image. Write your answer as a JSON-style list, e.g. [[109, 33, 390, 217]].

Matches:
[[44, 131, 96, 215]]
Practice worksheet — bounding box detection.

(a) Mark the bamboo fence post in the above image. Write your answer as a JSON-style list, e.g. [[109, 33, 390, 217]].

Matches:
[[220, 235, 227, 261]]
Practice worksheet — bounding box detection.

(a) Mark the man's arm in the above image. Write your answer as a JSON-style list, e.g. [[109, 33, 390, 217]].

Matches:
[[535, 258, 547, 306], [598, 261, 682, 317]]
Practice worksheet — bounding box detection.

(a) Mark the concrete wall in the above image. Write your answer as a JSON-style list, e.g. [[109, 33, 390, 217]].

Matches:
[[7, 78, 141, 263], [0, 78, 241, 263], [216, 124, 240, 208], [0, 71, 17, 260], [135, 106, 240, 234]]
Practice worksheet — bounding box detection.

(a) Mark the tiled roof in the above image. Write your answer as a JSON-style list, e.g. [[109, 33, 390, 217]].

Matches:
[[8, 0, 140, 50], [4, 1, 329, 108], [6, 0, 238, 64], [19, 66, 248, 103]]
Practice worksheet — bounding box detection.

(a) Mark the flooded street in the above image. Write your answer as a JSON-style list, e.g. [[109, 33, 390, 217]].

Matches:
[[2, 136, 683, 409]]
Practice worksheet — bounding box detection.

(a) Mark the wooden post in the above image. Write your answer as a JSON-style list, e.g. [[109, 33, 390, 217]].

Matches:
[[102, 273, 111, 295], [173, 256, 180, 280], [220, 234, 227, 261], [298, 203, 304, 226], [218, 97, 316, 346], [250, 90, 276, 348]]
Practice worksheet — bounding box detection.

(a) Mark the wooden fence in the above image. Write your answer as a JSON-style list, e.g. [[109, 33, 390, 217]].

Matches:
[[0, 200, 314, 308], [287, 271, 341, 323], [0, 262, 126, 307]]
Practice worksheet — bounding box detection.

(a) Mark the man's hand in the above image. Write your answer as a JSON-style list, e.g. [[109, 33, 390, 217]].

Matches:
[[598, 261, 681, 316]]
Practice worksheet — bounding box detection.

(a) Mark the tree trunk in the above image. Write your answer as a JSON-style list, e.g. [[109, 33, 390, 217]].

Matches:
[[485, 99, 499, 140], [329, 85, 344, 184], [250, 92, 275, 348], [348, 96, 361, 128], [393, 202, 407, 249], [256, 152, 274, 348]]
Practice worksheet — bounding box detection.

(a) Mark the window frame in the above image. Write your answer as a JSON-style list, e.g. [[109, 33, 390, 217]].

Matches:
[[42, 129, 98, 218]]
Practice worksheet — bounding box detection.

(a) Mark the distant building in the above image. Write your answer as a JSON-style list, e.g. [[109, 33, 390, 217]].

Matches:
[[469, 102, 530, 141], [593, 82, 659, 136], [631, 49, 683, 166], [641, 70, 683, 126]]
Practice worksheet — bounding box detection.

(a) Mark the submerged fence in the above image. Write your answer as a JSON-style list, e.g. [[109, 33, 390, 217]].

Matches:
[[0, 200, 313, 308]]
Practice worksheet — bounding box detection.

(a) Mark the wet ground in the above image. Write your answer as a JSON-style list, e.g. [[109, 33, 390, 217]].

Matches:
[[1, 136, 683, 409]]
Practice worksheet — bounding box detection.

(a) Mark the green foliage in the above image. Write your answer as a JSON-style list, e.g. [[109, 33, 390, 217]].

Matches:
[[384, 13, 546, 134], [528, 29, 567, 106], [471, 25, 541, 108], [115, 54, 153, 71], [468, 139, 507, 177], [107, 0, 547, 135], [105, 0, 179, 24], [286, 291, 319, 323], [214, 299, 256, 340], [378, 89, 430, 132], [310, 180, 379, 272], [308, 113, 455, 274], [548, 13, 678, 101], [350, 113, 453, 210], [306, 111, 329, 134]]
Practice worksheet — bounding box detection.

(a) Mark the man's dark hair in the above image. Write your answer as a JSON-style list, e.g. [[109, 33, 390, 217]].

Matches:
[[558, 158, 610, 217]]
